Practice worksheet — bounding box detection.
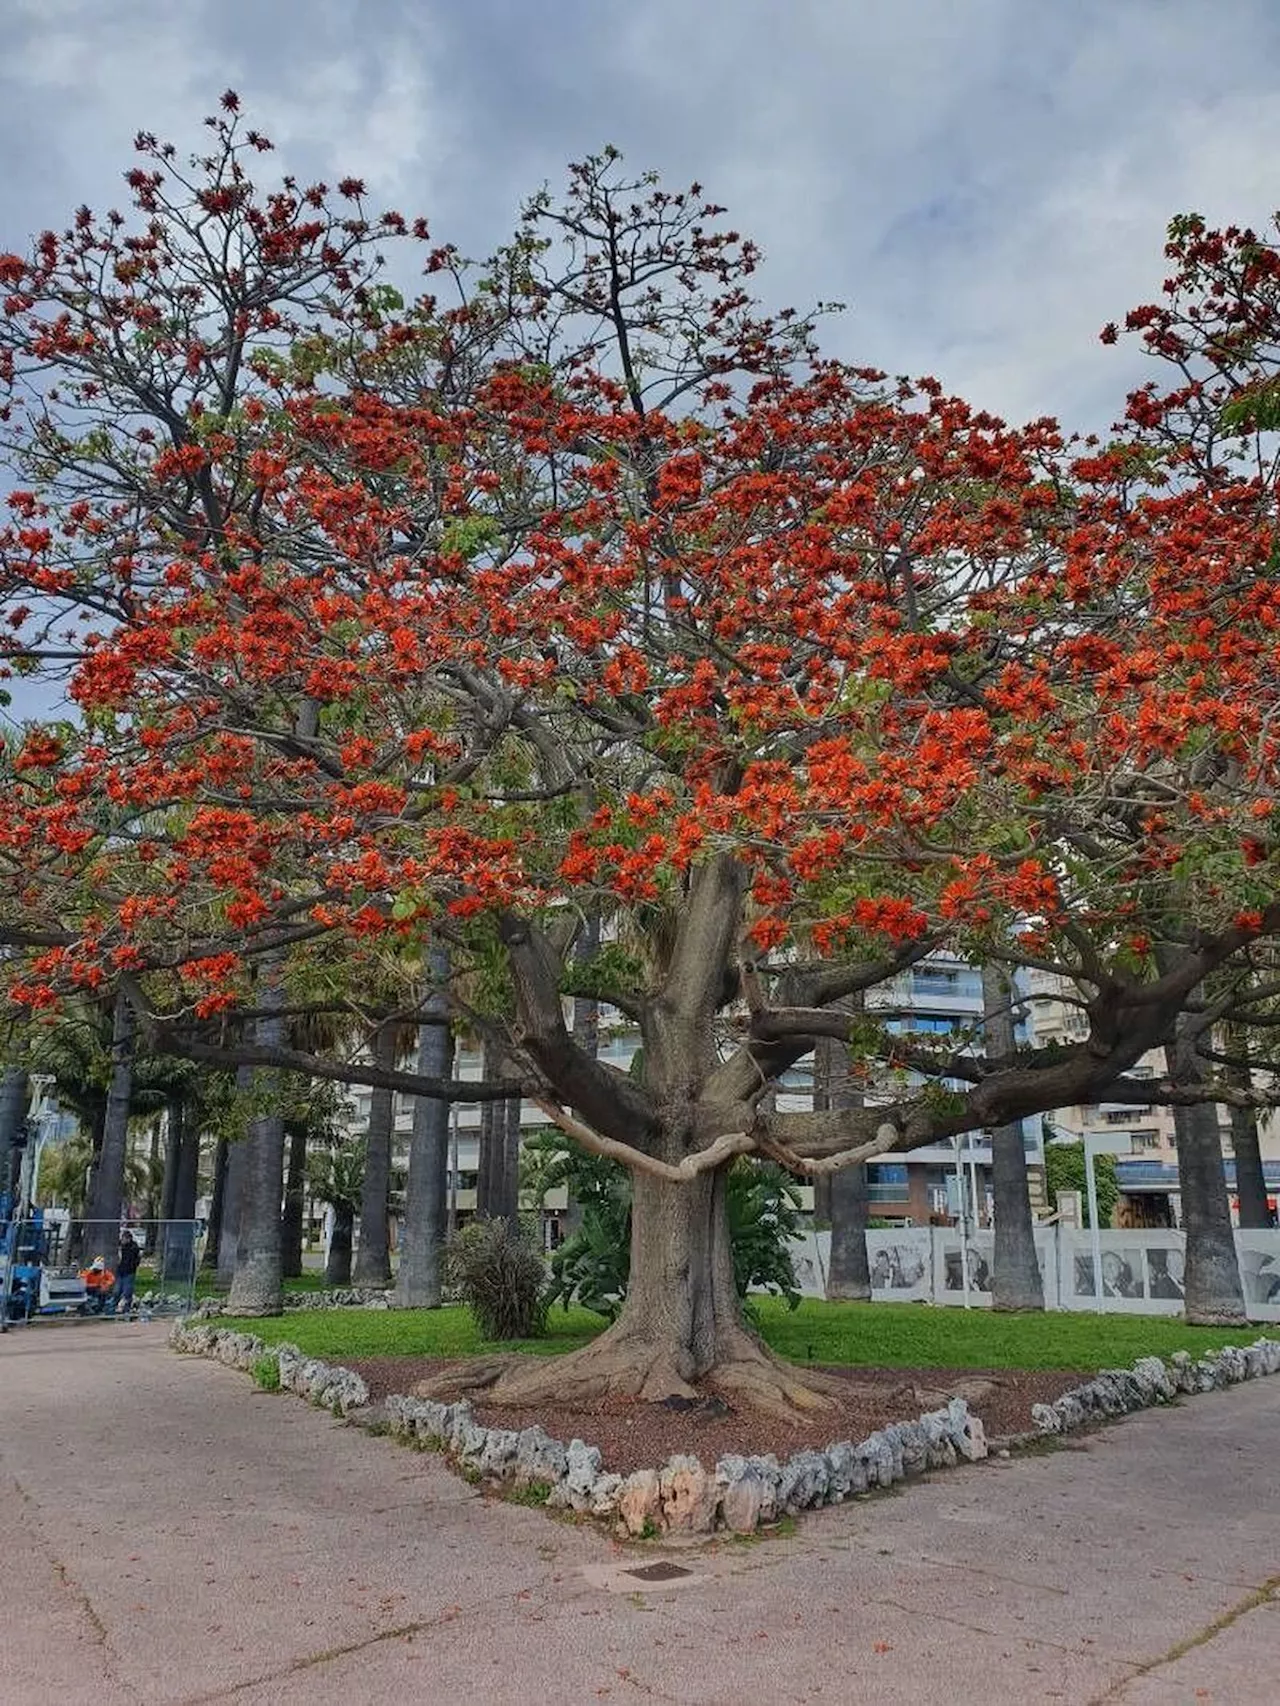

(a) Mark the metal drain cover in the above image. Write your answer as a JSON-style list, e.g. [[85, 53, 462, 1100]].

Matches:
[[626, 1561, 693, 1583]]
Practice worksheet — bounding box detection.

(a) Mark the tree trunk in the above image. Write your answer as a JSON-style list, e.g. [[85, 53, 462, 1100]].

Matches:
[[325, 1205, 354, 1286], [143, 1119, 162, 1225], [353, 1020, 395, 1285], [564, 921, 601, 1237], [1170, 1096, 1246, 1324], [475, 1037, 519, 1224], [159, 1101, 180, 1224], [161, 1097, 200, 1288], [85, 991, 135, 1238], [216, 1135, 247, 1286], [396, 950, 453, 1309], [216, 1069, 254, 1285], [228, 963, 287, 1315], [991, 1119, 1044, 1310], [281, 1120, 307, 1278], [422, 1155, 845, 1420], [1226, 1040, 1271, 1229], [203, 1136, 228, 1271], [1230, 1102, 1271, 1230], [0, 1067, 28, 1202], [815, 1027, 870, 1301], [982, 965, 1044, 1310], [475, 1037, 501, 1219], [502, 1093, 523, 1224], [161, 1098, 199, 1282]]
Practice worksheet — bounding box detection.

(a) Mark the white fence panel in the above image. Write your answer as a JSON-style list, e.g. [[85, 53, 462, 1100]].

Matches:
[[786, 1224, 1280, 1318], [930, 1228, 993, 1307], [866, 1228, 932, 1302], [1236, 1232, 1280, 1323]]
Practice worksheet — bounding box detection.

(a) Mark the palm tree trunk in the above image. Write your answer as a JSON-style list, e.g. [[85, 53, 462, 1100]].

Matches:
[[228, 961, 287, 1314], [502, 1094, 522, 1224], [85, 991, 135, 1238], [475, 1036, 519, 1222], [202, 1136, 228, 1271], [1226, 1035, 1270, 1229], [565, 918, 601, 1237], [0, 1068, 28, 1202], [815, 1028, 870, 1301], [144, 1119, 163, 1224], [983, 965, 1043, 1311], [353, 1020, 396, 1284], [325, 1205, 354, 1285], [216, 1067, 255, 1284], [159, 1102, 180, 1223], [1164, 1022, 1245, 1324], [162, 1097, 200, 1288], [280, 1120, 307, 1278], [396, 949, 453, 1308]]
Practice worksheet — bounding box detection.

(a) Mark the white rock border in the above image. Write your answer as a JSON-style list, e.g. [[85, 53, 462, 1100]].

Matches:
[[1027, 1337, 1280, 1438], [171, 1322, 1280, 1536], [193, 1288, 394, 1317], [169, 1321, 371, 1415], [169, 1319, 986, 1535]]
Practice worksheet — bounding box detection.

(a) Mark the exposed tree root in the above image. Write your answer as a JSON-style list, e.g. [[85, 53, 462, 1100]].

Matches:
[[412, 1320, 845, 1423]]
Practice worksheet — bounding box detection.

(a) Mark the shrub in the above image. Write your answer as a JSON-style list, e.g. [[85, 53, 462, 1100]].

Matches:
[[446, 1217, 548, 1341], [251, 1354, 281, 1392]]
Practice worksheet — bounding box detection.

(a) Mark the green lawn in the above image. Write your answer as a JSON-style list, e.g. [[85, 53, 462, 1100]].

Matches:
[[218, 1297, 1268, 1370]]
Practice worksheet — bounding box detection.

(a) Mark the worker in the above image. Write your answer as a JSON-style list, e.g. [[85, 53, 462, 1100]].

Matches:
[[80, 1256, 114, 1314], [106, 1230, 141, 1318]]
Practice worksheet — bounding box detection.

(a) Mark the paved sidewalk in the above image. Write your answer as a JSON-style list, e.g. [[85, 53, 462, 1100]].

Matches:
[[2, 1321, 1278, 1704]]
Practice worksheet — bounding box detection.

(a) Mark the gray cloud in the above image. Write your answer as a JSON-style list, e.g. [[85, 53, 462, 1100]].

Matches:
[[2, 0, 1279, 433]]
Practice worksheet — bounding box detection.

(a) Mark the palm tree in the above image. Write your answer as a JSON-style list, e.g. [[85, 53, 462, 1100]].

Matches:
[[984, 965, 1044, 1311], [396, 943, 454, 1308], [308, 1139, 366, 1286]]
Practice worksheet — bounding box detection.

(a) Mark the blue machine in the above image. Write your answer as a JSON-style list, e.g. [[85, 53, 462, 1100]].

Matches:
[[0, 1197, 88, 1324]]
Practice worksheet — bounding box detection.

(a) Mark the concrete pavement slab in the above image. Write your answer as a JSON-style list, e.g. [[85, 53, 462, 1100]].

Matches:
[[3, 1320, 1279, 1704]]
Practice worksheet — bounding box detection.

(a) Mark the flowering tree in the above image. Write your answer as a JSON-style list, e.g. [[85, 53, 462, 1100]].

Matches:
[[2, 106, 1279, 1397]]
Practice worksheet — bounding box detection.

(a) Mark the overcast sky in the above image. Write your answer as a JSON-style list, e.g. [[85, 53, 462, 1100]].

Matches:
[[3, 0, 1279, 432]]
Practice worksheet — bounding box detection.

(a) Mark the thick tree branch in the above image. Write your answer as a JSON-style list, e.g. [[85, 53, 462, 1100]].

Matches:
[[532, 1096, 755, 1182]]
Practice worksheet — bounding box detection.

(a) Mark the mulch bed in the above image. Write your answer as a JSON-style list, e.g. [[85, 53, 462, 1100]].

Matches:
[[346, 1356, 1088, 1475]]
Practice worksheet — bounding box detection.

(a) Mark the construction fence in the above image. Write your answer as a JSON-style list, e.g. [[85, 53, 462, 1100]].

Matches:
[[0, 1216, 202, 1328], [787, 1225, 1280, 1321]]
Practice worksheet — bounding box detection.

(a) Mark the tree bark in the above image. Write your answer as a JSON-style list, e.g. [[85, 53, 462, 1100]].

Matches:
[[281, 1120, 307, 1278], [325, 1205, 354, 1286], [983, 966, 1044, 1311], [215, 1135, 247, 1286], [0, 1067, 28, 1202], [85, 990, 135, 1238], [228, 962, 287, 1315], [353, 1020, 396, 1285], [159, 1101, 180, 1225], [502, 1093, 523, 1224], [1169, 1095, 1245, 1324], [1226, 1040, 1271, 1229], [475, 1037, 519, 1224], [396, 950, 453, 1308], [814, 1031, 870, 1301], [160, 1095, 200, 1287], [202, 1136, 228, 1271], [422, 1152, 845, 1420]]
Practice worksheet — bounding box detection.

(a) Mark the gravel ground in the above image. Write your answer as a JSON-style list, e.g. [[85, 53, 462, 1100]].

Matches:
[[345, 1355, 1088, 1471]]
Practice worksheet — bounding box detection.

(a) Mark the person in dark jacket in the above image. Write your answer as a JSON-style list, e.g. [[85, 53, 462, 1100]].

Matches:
[[107, 1231, 141, 1317]]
